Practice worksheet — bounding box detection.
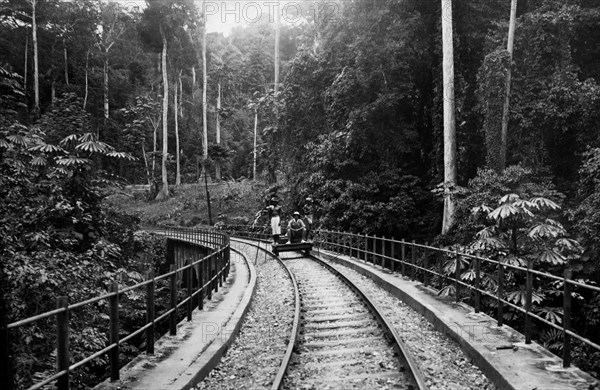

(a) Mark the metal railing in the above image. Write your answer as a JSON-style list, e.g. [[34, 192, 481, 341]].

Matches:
[[219, 224, 283, 241], [312, 229, 600, 369], [6, 227, 230, 390], [221, 224, 600, 369]]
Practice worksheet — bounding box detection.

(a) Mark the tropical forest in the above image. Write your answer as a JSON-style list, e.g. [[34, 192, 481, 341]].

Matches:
[[1, 0, 600, 388]]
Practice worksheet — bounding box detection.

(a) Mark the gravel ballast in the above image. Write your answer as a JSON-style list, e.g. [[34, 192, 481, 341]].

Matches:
[[194, 241, 294, 390], [324, 258, 496, 390]]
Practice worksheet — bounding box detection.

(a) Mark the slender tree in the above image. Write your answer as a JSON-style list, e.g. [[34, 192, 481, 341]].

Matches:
[[201, 1, 208, 179], [174, 69, 181, 185], [253, 108, 258, 181], [215, 82, 221, 180], [24, 0, 40, 115], [158, 29, 169, 199], [274, 7, 280, 95], [141, 0, 196, 198], [23, 28, 28, 91], [441, 0, 457, 234], [99, 3, 126, 122], [83, 50, 89, 108], [500, 0, 518, 171]]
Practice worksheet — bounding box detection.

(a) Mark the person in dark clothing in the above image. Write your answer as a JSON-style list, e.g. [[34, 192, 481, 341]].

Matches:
[[286, 211, 306, 243]]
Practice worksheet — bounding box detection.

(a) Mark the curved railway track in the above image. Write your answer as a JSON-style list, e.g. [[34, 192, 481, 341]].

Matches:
[[231, 238, 427, 390]]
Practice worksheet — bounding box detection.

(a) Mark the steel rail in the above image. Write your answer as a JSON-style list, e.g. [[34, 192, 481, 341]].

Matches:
[[229, 237, 301, 390], [232, 235, 427, 390], [306, 252, 428, 390]]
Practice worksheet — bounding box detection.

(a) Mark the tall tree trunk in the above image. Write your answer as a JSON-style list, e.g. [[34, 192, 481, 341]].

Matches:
[[142, 142, 151, 186], [63, 39, 69, 85], [175, 70, 181, 185], [202, 11, 208, 180], [274, 10, 280, 95], [103, 52, 109, 121], [253, 110, 258, 181], [24, 30, 28, 91], [31, 0, 39, 115], [51, 74, 56, 104], [441, 0, 457, 235], [156, 31, 169, 200], [500, 0, 517, 171], [152, 118, 158, 179], [215, 82, 221, 181], [179, 74, 183, 117], [83, 50, 89, 108]]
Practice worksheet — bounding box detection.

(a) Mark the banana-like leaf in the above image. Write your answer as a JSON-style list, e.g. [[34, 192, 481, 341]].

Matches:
[[535, 307, 563, 324], [507, 288, 545, 306], [472, 204, 493, 215], [528, 223, 563, 240], [29, 143, 65, 153], [106, 151, 136, 160], [499, 193, 520, 204], [59, 134, 79, 146], [489, 203, 520, 220], [30, 156, 47, 166], [56, 157, 92, 166], [79, 133, 97, 143], [76, 141, 112, 153], [7, 134, 28, 146], [536, 249, 566, 265], [555, 238, 583, 253], [513, 199, 536, 209], [530, 197, 560, 210]]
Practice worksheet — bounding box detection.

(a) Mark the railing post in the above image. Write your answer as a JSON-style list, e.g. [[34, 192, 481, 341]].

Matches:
[[219, 250, 224, 287], [343, 233, 347, 256], [391, 238, 396, 273], [474, 257, 481, 313], [437, 252, 444, 290], [226, 244, 231, 280], [455, 251, 460, 302], [109, 282, 120, 381], [213, 254, 219, 293], [378, 236, 383, 268], [207, 256, 213, 300], [57, 296, 70, 390], [198, 258, 204, 311], [169, 264, 177, 336], [423, 248, 429, 286], [498, 263, 504, 327], [411, 241, 416, 280], [563, 268, 572, 368], [382, 237, 387, 270], [525, 259, 533, 344], [401, 241, 406, 276], [146, 270, 155, 355], [373, 234, 381, 266], [364, 234, 368, 263], [187, 261, 193, 321]]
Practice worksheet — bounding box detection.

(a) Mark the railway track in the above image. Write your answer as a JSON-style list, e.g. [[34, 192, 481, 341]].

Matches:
[[231, 238, 426, 390]]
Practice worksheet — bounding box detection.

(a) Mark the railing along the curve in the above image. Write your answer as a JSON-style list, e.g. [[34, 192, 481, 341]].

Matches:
[[6, 226, 230, 390], [221, 224, 600, 369], [311, 229, 600, 369]]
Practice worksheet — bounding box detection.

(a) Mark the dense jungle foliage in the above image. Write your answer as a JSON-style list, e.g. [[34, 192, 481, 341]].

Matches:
[[2, 0, 600, 386]]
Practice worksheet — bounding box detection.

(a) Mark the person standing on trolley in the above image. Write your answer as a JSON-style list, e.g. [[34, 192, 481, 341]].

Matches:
[[303, 197, 314, 241], [266, 197, 282, 244]]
